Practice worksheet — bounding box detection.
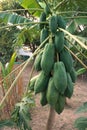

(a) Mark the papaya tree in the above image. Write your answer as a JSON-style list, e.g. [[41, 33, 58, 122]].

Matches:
[[0, 0, 87, 130]]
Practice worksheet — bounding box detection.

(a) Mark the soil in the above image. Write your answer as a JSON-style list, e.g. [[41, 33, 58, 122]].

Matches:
[[1, 63, 87, 130]]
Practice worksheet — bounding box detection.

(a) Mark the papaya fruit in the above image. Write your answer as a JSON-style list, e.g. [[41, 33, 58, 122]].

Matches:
[[53, 61, 67, 94], [46, 77, 59, 107], [49, 15, 58, 34], [57, 16, 66, 29], [70, 67, 77, 83], [34, 51, 43, 71], [64, 39, 69, 47], [28, 75, 39, 91], [55, 94, 66, 114], [39, 12, 46, 30], [59, 48, 73, 72], [64, 73, 74, 98], [40, 27, 49, 44], [34, 71, 49, 94], [54, 31, 64, 53], [44, 4, 51, 15], [40, 91, 48, 106], [41, 43, 55, 75]]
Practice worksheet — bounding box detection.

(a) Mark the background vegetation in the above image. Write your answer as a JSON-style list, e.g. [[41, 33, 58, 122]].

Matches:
[[0, 0, 87, 130]]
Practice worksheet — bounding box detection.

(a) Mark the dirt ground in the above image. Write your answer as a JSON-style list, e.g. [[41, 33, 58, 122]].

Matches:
[[1, 63, 87, 130]]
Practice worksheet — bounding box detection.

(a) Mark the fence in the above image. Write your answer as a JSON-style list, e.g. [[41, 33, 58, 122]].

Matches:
[[0, 63, 24, 120]]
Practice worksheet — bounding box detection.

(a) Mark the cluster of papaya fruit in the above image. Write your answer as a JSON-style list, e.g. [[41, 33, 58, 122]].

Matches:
[[28, 6, 77, 114]]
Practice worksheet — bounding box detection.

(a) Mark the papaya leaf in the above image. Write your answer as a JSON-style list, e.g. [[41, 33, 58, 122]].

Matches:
[[17, 0, 42, 17], [0, 119, 16, 128], [54, 0, 87, 12], [76, 68, 86, 76], [61, 28, 87, 50], [75, 0, 87, 11], [67, 20, 77, 34], [76, 102, 87, 113], [0, 12, 31, 25], [11, 93, 34, 130], [74, 117, 87, 130], [15, 29, 26, 47], [67, 17, 87, 34], [75, 18, 87, 25]]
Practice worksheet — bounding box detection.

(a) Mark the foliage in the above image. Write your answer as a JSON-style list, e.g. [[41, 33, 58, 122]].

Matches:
[[0, 0, 33, 64], [0, 92, 35, 130], [16, 0, 42, 16], [16, 0, 87, 72], [76, 68, 86, 76], [0, 0, 14, 11], [0, 52, 17, 77], [0, 12, 31, 25], [0, 24, 19, 64], [0, 0, 87, 130], [19, 0, 87, 12], [0, 52, 16, 99], [74, 102, 87, 130], [14, 27, 40, 52]]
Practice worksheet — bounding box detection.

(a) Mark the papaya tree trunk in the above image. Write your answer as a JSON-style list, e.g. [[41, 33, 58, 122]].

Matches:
[[46, 106, 56, 130]]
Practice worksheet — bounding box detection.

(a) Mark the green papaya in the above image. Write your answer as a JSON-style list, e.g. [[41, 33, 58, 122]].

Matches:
[[53, 61, 67, 94], [64, 73, 74, 98], [70, 67, 77, 83], [55, 94, 66, 114], [49, 15, 58, 34], [59, 48, 73, 72], [46, 77, 59, 107], [34, 71, 49, 94], [40, 91, 48, 106], [54, 31, 64, 53], [28, 75, 39, 91], [57, 16, 66, 29], [39, 12, 46, 30], [44, 4, 51, 15], [40, 27, 49, 44], [41, 43, 55, 75], [34, 51, 43, 71], [64, 39, 69, 47]]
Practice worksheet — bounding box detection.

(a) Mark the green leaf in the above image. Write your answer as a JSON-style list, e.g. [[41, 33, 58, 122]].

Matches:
[[11, 93, 34, 130], [67, 17, 87, 34], [67, 20, 77, 34], [76, 102, 87, 113], [0, 119, 15, 128], [17, 0, 42, 16], [54, 0, 87, 12], [0, 13, 9, 23], [75, 0, 87, 11], [0, 12, 31, 25], [22, 96, 35, 105], [75, 18, 87, 25], [61, 28, 87, 50], [76, 68, 86, 76], [74, 117, 87, 130], [15, 29, 26, 47], [6, 52, 17, 74], [11, 103, 32, 130]]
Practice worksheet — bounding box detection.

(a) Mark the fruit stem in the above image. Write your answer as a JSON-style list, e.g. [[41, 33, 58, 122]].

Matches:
[[57, 53, 59, 61], [49, 34, 53, 43]]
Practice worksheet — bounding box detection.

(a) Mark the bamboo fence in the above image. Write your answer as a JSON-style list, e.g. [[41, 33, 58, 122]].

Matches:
[[0, 63, 24, 120]]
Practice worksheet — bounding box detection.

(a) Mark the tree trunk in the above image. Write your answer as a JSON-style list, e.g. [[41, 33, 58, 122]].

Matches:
[[46, 106, 56, 130]]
